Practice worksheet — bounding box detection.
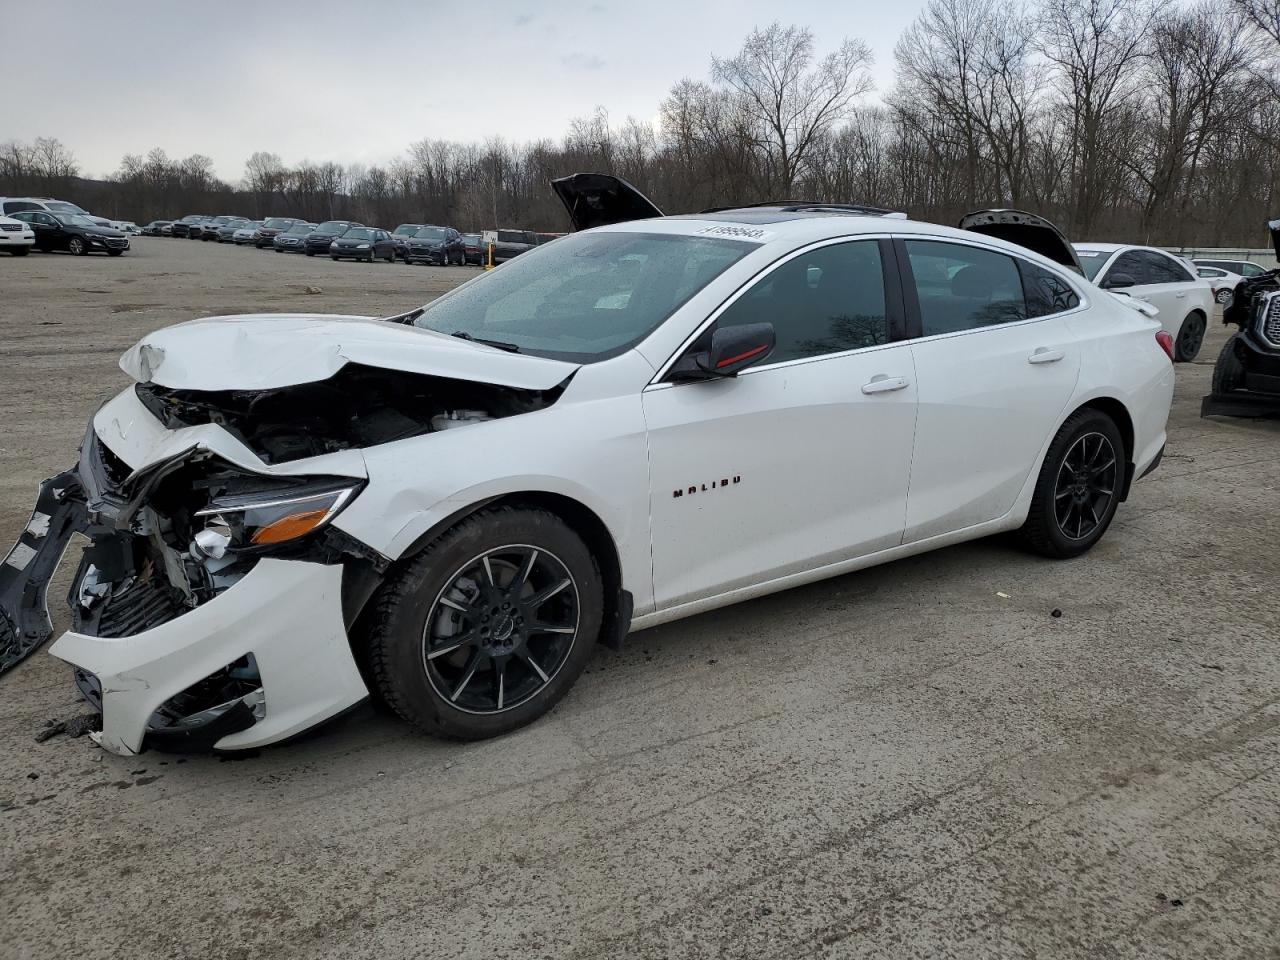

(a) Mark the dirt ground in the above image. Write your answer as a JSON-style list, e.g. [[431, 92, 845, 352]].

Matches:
[[2, 238, 1279, 960]]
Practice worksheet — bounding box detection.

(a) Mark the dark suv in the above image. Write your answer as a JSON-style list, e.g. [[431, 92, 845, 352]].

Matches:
[[170, 215, 208, 238], [404, 225, 464, 265], [1202, 223, 1280, 418], [303, 220, 362, 257], [10, 211, 130, 256], [492, 228, 538, 263]]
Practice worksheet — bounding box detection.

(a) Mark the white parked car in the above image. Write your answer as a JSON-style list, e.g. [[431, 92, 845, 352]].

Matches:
[[232, 221, 263, 244], [111, 221, 142, 235], [1192, 257, 1270, 279], [0, 177, 1175, 756], [1195, 265, 1245, 306], [1074, 243, 1215, 361], [0, 214, 35, 255]]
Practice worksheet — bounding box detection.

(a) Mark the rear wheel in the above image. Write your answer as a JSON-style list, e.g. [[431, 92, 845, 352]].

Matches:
[[1175, 312, 1206, 362], [362, 507, 603, 740], [1215, 288, 1232, 305], [1211, 334, 1245, 394], [10, 247, 29, 256], [1018, 409, 1124, 559]]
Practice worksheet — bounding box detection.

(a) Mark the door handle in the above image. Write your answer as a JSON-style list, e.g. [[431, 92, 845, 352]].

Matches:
[[1175, 291, 1187, 299], [1028, 348, 1065, 364], [861, 375, 910, 395]]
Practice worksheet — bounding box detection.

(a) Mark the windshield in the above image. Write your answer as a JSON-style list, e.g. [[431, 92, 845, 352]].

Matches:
[[317, 221, 350, 233], [343, 227, 374, 240], [45, 201, 87, 215], [393, 223, 421, 235], [414, 227, 446, 240], [53, 213, 97, 227], [414, 231, 753, 362], [263, 218, 292, 229], [284, 224, 313, 236], [462, 234, 481, 243], [1074, 249, 1110, 280]]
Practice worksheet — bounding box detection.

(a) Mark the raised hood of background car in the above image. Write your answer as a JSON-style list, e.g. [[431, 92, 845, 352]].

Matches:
[[957, 208, 1084, 274], [552, 173, 665, 231], [119, 314, 579, 391]]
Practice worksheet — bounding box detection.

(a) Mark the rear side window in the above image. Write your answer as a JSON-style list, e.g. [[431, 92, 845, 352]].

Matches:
[[714, 240, 888, 363], [1020, 260, 1080, 317], [904, 240, 1025, 335], [3, 200, 39, 214]]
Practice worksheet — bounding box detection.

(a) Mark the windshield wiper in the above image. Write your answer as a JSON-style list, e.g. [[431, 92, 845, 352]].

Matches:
[[451, 331, 521, 353]]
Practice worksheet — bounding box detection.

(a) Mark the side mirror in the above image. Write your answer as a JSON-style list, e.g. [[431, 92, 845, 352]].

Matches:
[[669, 322, 776, 381], [1103, 272, 1136, 289]]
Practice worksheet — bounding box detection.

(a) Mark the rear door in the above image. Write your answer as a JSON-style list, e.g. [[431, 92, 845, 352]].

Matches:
[[643, 237, 918, 609], [897, 237, 1083, 543]]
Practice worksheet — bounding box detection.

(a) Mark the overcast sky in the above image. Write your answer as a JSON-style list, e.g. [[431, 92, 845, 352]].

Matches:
[[2, 0, 924, 182]]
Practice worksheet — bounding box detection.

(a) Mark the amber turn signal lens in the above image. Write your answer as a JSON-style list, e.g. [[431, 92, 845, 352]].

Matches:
[[249, 508, 331, 545]]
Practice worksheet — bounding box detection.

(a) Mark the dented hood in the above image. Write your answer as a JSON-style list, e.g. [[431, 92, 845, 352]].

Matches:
[[119, 314, 579, 391]]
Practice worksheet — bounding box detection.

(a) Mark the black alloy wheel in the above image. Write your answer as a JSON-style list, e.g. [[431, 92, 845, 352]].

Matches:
[[1053, 432, 1118, 542], [422, 545, 579, 714], [1175, 313, 1206, 362]]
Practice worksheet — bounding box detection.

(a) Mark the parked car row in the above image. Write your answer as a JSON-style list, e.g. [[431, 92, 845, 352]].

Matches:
[[144, 211, 540, 266]]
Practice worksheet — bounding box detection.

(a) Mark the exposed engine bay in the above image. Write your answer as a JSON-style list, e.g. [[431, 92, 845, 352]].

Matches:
[[134, 362, 567, 463]]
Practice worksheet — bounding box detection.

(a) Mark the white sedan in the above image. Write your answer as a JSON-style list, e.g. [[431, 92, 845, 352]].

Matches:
[[0, 214, 35, 255], [0, 178, 1175, 755], [1195, 265, 1245, 306], [1073, 242, 1216, 361]]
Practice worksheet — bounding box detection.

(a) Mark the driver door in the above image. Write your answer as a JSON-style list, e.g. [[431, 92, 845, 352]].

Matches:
[[643, 238, 918, 611]]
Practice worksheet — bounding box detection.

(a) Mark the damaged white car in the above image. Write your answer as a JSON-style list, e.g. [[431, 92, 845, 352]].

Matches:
[[0, 176, 1175, 755]]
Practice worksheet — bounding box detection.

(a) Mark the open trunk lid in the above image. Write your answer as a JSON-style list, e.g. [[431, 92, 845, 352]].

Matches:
[[551, 173, 665, 231], [958, 209, 1084, 275]]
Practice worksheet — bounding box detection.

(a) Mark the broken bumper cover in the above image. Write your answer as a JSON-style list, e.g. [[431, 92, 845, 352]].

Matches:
[[52, 557, 368, 756]]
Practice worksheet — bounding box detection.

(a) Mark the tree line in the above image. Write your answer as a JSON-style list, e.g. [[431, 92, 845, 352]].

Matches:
[[3, 0, 1279, 247]]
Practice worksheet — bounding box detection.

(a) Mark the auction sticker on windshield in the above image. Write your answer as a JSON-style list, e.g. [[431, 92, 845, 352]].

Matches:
[[698, 224, 772, 242]]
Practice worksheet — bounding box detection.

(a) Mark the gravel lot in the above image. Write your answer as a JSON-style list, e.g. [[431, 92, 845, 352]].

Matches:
[[2, 238, 1279, 960]]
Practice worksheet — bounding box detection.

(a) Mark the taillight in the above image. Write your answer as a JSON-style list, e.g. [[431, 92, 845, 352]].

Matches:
[[1155, 330, 1175, 361]]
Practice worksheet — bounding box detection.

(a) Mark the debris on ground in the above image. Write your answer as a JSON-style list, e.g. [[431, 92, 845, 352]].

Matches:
[[34, 713, 102, 743], [996, 591, 1011, 598], [1051, 608, 1063, 618]]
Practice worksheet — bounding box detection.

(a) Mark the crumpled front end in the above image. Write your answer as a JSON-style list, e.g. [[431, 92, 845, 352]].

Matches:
[[1, 407, 379, 755]]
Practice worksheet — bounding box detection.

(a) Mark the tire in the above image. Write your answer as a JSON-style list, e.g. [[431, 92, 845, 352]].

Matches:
[[1215, 288, 1232, 305], [107, 249, 123, 257], [10, 247, 29, 256], [1211, 334, 1245, 395], [331, 255, 340, 261], [362, 506, 603, 740], [1018, 408, 1125, 559], [1174, 311, 1206, 362], [305, 250, 314, 257], [67, 237, 86, 256]]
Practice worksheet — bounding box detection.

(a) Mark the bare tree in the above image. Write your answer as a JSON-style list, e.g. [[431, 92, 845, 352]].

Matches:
[[711, 22, 874, 193]]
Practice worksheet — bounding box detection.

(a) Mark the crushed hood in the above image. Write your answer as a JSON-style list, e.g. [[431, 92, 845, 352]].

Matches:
[[958, 209, 1083, 275], [551, 173, 665, 231], [119, 314, 579, 392]]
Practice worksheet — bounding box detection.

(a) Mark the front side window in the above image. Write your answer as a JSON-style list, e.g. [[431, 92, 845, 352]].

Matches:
[[904, 240, 1025, 335], [415, 230, 753, 363], [713, 240, 889, 363]]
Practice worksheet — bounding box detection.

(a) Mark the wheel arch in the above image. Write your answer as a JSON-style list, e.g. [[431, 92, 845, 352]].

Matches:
[[1071, 396, 1136, 501], [387, 491, 630, 650]]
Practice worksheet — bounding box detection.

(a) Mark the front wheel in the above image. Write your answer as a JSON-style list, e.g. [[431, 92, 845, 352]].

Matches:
[[1175, 312, 1206, 362], [362, 507, 603, 740], [1211, 334, 1245, 394], [1018, 409, 1124, 559], [67, 237, 87, 256], [107, 249, 123, 257], [10, 247, 29, 256]]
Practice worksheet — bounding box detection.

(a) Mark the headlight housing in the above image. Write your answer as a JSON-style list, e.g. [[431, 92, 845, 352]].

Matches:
[[357, 243, 371, 250], [194, 481, 360, 553]]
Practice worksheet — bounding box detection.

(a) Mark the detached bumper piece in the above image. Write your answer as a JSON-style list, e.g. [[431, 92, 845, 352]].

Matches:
[[0, 471, 87, 675]]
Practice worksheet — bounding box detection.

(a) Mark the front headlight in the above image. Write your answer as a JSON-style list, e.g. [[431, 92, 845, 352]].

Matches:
[[194, 481, 360, 551], [357, 243, 371, 250]]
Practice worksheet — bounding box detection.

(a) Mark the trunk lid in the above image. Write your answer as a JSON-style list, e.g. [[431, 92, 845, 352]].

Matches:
[[958, 209, 1083, 275], [551, 173, 665, 231]]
